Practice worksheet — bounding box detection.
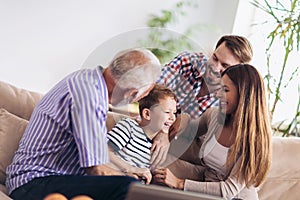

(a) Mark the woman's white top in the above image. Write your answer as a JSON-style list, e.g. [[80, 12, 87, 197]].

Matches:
[[203, 135, 229, 175]]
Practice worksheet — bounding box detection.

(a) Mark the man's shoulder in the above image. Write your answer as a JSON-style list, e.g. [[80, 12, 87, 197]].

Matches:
[[63, 67, 106, 94], [66, 68, 99, 81], [166, 51, 207, 68], [162, 51, 207, 74], [176, 51, 207, 60]]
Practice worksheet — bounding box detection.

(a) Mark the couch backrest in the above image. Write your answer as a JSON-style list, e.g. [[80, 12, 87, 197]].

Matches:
[[258, 137, 300, 200], [0, 81, 43, 120], [2, 81, 300, 200]]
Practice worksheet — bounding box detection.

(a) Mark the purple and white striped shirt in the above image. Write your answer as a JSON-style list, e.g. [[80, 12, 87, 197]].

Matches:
[[6, 66, 109, 194]]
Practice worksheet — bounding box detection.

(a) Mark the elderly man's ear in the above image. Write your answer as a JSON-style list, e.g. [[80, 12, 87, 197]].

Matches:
[[124, 89, 139, 101], [131, 83, 156, 103], [124, 88, 139, 103]]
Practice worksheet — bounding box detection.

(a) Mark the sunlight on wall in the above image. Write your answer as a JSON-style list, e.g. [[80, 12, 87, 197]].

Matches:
[[233, 0, 300, 123]]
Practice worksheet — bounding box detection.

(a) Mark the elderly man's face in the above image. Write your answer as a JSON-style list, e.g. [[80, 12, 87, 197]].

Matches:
[[110, 83, 155, 107]]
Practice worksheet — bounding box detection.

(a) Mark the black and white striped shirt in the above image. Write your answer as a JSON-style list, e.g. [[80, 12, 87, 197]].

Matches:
[[107, 118, 152, 168]]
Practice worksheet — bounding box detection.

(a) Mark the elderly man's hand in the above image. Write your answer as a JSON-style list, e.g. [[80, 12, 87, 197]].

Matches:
[[150, 131, 170, 169]]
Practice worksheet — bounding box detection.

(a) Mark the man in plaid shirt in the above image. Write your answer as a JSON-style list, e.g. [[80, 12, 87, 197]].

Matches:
[[156, 51, 213, 119], [151, 35, 253, 168]]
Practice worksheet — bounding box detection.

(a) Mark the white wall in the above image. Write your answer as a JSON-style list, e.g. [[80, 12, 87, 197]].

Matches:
[[232, 0, 300, 123], [0, 0, 239, 93]]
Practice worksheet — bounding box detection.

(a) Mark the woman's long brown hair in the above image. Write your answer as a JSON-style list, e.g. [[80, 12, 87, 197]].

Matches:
[[222, 64, 272, 187]]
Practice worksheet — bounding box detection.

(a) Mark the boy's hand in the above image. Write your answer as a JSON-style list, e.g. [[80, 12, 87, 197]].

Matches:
[[126, 167, 152, 184]]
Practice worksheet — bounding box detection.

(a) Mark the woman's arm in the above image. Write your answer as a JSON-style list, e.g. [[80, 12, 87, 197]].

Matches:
[[183, 157, 248, 199], [150, 113, 191, 168], [177, 109, 209, 142], [152, 165, 246, 199], [183, 175, 245, 199]]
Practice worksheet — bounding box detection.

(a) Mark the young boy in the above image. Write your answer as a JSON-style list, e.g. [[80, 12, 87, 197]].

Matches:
[[105, 84, 177, 184]]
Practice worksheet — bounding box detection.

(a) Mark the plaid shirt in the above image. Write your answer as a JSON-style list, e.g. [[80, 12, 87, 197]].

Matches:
[[157, 51, 218, 119]]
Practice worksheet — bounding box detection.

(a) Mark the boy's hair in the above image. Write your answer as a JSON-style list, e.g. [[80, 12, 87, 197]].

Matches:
[[138, 84, 176, 116]]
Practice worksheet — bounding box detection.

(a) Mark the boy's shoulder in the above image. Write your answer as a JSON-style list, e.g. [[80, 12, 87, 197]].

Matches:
[[117, 117, 139, 126]]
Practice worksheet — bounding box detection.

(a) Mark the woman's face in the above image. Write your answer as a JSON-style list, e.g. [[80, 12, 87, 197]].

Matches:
[[217, 74, 239, 115]]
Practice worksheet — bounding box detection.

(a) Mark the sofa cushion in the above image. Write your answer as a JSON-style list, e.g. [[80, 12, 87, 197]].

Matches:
[[0, 184, 8, 195], [258, 137, 300, 200], [0, 189, 11, 200], [0, 81, 43, 120], [0, 108, 28, 185]]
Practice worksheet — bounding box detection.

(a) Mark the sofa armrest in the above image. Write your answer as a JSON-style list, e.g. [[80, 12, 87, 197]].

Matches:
[[0, 184, 12, 200]]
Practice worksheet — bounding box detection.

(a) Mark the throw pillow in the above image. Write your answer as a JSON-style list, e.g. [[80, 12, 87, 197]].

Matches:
[[0, 108, 28, 185]]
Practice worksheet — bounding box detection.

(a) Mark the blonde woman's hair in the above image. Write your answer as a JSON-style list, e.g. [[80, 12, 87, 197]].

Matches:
[[222, 64, 272, 187]]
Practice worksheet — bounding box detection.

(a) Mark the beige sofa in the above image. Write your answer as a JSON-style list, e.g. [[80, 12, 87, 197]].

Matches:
[[0, 80, 300, 200]]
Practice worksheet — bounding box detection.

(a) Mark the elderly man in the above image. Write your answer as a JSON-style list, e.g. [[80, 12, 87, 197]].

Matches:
[[6, 48, 161, 200]]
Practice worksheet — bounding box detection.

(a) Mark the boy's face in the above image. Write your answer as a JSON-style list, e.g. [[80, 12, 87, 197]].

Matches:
[[148, 97, 177, 134]]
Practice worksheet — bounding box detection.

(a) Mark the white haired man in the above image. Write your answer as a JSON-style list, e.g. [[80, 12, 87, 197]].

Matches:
[[6, 48, 161, 200]]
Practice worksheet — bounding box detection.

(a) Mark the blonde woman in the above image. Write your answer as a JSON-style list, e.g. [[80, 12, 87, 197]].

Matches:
[[152, 64, 272, 199]]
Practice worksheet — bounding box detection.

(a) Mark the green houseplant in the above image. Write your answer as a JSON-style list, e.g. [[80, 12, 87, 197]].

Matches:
[[139, 0, 203, 64], [251, 0, 300, 136]]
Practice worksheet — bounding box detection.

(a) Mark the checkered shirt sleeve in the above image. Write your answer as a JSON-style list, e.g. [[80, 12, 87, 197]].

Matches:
[[157, 51, 218, 119]]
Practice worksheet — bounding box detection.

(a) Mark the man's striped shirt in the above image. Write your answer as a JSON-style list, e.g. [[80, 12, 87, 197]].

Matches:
[[6, 66, 109, 194]]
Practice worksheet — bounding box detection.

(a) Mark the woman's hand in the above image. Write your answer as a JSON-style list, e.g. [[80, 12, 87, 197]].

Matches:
[[151, 168, 185, 190]]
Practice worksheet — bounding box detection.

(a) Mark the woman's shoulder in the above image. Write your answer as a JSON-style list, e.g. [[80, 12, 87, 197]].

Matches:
[[202, 107, 219, 121]]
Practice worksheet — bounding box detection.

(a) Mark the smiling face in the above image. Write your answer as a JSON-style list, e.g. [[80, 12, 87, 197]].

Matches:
[[205, 42, 240, 87], [217, 74, 239, 115], [144, 97, 177, 136]]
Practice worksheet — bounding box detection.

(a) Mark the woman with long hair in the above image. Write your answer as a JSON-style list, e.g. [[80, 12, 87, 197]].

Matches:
[[152, 64, 272, 199]]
